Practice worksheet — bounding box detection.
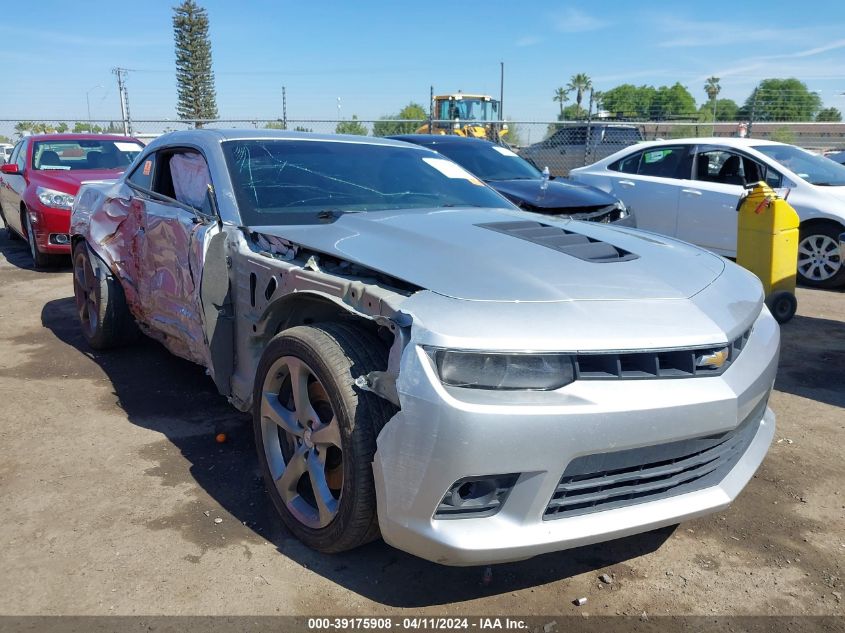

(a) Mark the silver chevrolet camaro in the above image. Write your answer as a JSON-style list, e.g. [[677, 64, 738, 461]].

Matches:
[[70, 130, 779, 566]]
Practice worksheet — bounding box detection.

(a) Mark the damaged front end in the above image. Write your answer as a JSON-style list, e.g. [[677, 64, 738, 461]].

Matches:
[[226, 229, 420, 412]]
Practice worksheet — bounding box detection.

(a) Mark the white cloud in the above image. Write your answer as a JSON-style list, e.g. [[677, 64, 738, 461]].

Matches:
[[656, 17, 795, 47], [553, 8, 608, 33], [695, 38, 845, 83], [515, 35, 542, 47]]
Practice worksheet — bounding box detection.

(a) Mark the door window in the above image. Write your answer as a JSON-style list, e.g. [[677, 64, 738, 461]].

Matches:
[[548, 127, 586, 146], [127, 153, 156, 190], [693, 149, 768, 187], [8, 141, 22, 167], [612, 151, 642, 174], [132, 149, 213, 214], [610, 146, 688, 178], [15, 140, 28, 171]]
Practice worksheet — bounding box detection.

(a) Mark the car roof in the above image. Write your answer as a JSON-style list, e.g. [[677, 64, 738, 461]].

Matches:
[[23, 133, 141, 143], [154, 128, 422, 150], [633, 137, 785, 150], [387, 134, 493, 147]]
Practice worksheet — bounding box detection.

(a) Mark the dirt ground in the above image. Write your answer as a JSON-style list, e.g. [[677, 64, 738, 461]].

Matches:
[[0, 228, 843, 618]]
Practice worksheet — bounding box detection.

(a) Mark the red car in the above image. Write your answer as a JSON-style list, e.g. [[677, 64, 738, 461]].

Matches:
[[0, 134, 144, 268]]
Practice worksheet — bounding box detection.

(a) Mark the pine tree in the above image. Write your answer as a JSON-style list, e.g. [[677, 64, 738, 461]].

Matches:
[[173, 0, 218, 126]]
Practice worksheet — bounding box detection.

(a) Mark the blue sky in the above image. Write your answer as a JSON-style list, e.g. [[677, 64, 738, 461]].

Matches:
[[2, 0, 845, 123]]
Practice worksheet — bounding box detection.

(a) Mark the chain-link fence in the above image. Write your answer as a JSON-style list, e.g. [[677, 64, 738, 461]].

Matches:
[[3, 118, 845, 176]]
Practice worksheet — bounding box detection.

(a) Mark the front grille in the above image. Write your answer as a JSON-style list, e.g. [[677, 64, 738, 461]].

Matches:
[[574, 328, 751, 380], [543, 397, 766, 520]]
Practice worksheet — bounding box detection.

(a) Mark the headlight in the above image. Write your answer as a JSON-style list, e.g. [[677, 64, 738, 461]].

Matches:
[[36, 187, 75, 210], [425, 347, 575, 390]]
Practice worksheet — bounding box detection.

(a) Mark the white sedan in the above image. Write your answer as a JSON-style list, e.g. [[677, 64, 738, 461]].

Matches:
[[570, 138, 845, 288]]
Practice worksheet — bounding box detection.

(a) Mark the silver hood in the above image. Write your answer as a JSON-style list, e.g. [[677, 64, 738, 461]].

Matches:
[[252, 207, 725, 303]]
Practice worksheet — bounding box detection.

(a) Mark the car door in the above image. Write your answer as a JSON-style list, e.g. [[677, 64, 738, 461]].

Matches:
[[0, 141, 20, 225], [0, 139, 28, 236], [675, 145, 767, 256], [124, 148, 219, 364], [606, 144, 692, 238]]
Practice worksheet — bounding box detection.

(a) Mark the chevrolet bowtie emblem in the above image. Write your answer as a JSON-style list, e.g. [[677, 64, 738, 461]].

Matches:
[[696, 347, 730, 369]]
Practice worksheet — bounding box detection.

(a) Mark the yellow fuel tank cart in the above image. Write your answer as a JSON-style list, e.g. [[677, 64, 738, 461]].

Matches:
[[736, 182, 800, 323]]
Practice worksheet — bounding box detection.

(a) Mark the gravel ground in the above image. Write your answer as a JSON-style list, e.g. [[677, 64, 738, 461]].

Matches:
[[0, 229, 842, 618]]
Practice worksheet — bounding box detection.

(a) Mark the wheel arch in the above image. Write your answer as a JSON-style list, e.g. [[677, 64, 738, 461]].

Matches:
[[260, 291, 383, 346], [799, 216, 845, 233]]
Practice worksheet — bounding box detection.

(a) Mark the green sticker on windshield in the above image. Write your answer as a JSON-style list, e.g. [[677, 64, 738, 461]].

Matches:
[[644, 149, 671, 163]]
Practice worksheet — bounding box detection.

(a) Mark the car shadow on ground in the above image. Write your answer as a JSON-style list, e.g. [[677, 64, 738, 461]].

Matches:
[[39, 295, 675, 607], [0, 225, 70, 273], [776, 313, 845, 409]]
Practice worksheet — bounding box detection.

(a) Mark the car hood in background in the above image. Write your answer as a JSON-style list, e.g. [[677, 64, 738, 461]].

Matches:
[[491, 178, 618, 210], [252, 208, 725, 303], [30, 169, 127, 195]]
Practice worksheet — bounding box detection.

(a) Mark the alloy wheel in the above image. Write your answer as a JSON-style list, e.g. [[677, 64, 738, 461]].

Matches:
[[797, 234, 841, 282], [25, 214, 38, 263], [72, 250, 99, 339], [259, 356, 344, 529]]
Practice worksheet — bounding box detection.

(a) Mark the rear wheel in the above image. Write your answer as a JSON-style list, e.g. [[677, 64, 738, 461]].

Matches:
[[0, 205, 21, 241], [253, 322, 395, 553], [72, 241, 138, 349], [24, 209, 51, 269], [797, 222, 845, 288]]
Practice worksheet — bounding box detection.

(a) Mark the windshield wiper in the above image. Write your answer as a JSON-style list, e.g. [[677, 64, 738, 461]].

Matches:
[[316, 208, 365, 221]]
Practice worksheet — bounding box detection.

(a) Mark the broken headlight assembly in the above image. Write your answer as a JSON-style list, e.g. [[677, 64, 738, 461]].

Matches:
[[424, 347, 575, 390]]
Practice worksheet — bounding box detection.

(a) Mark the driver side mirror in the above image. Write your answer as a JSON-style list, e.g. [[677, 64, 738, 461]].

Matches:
[[0, 164, 21, 175]]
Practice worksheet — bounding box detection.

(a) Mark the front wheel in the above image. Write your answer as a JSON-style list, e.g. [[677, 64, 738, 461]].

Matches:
[[797, 222, 845, 288], [253, 322, 396, 553], [25, 209, 51, 269]]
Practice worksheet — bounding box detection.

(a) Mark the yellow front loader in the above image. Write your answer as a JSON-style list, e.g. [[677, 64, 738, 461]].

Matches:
[[417, 93, 508, 140]]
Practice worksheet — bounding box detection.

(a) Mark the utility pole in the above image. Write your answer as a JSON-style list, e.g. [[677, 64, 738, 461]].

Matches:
[[748, 87, 759, 138], [499, 61, 504, 122], [282, 86, 287, 130], [112, 67, 131, 135], [429, 85, 434, 133]]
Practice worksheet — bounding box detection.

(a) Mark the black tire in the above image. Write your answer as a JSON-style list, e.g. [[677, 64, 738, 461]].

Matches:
[[797, 222, 845, 289], [766, 291, 798, 324], [0, 205, 21, 241], [253, 322, 396, 553], [72, 241, 139, 350], [24, 209, 51, 269]]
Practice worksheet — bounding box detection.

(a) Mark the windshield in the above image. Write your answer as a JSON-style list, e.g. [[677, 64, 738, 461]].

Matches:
[[222, 139, 513, 226], [753, 144, 845, 186], [32, 140, 143, 171], [438, 98, 499, 121], [432, 142, 542, 181]]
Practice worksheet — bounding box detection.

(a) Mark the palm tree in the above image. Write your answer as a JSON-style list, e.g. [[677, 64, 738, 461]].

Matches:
[[592, 90, 604, 115], [567, 73, 592, 110], [553, 87, 570, 117], [705, 76, 721, 121]]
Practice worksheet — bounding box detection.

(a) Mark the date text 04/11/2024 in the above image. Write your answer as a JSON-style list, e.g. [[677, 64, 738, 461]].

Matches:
[[307, 617, 530, 630]]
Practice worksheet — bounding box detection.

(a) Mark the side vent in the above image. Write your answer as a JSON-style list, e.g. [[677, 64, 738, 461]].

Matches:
[[477, 220, 638, 263]]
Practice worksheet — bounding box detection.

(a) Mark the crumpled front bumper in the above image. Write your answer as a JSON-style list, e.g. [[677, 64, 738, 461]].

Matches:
[[372, 307, 779, 566]]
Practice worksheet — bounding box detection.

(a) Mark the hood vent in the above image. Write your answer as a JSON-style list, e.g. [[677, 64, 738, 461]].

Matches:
[[476, 220, 638, 263]]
